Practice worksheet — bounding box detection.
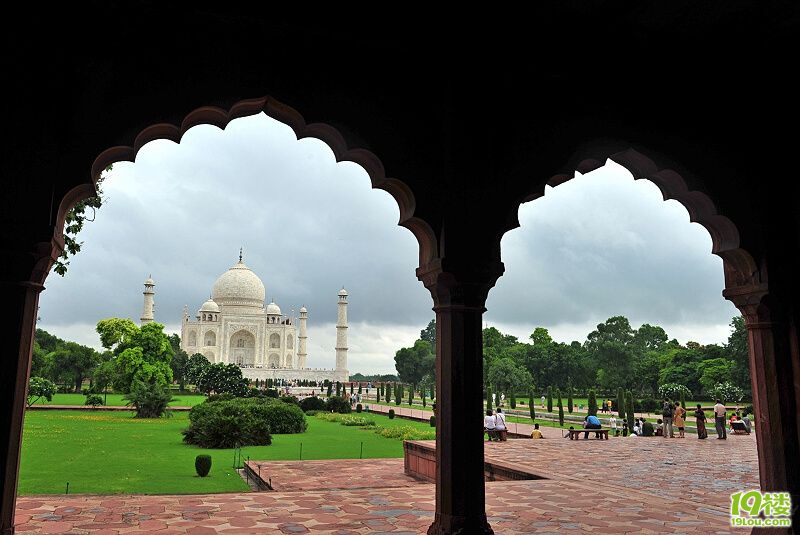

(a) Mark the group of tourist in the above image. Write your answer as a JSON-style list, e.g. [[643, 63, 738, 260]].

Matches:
[[483, 407, 507, 441]]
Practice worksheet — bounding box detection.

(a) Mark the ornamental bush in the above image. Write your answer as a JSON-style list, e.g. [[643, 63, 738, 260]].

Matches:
[[182, 397, 306, 448], [299, 395, 326, 412], [642, 421, 654, 437], [326, 395, 352, 414], [356, 403, 362, 413], [85, 394, 104, 408], [124, 380, 174, 418], [280, 395, 300, 406], [587, 389, 597, 416], [430, 415, 436, 427], [388, 409, 395, 419], [195, 454, 212, 477]]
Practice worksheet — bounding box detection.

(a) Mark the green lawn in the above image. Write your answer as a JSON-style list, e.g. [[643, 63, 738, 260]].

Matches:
[[18, 410, 433, 495], [29, 393, 207, 407]]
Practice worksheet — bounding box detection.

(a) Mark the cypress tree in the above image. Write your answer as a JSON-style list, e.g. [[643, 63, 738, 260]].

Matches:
[[547, 386, 553, 413], [617, 387, 625, 420], [327, 382, 332, 397], [529, 389, 536, 422], [588, 389, 597, 416], [350, 383, 354, 394], [557, 389, 564, 426], [431, 382, 435, 401], [486, 385, 493, 413], [376, 387, 381, 403], [422, 388, 426, 407], [336, 381, 341, 397], [510, 388, 517, 409], [625, 390, 635, 431], [567, 384, 574, 414], [395, 383, 403, 405], [358, 383, 362, 394], [408, 386, 414, 406]]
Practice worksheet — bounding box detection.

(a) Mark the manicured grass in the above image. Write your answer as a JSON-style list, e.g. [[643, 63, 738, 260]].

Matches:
[[18, 409, 433, 495], [29, 393, 207, 407]]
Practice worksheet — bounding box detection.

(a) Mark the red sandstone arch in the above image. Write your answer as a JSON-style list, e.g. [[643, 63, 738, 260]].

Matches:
[[512, 144, 759, 292], [56, 96, 438, 276]]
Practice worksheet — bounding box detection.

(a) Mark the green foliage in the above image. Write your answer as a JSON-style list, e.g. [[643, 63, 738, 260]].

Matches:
[[182, 397, 306, 448], [528, 389, 536, 421], [195, 455, 212, 477], [625, 390, 635, 431], [388, 409, 395, 419], [45, 341, 101, 392], [196, 363, 248, 396], [395, 383, 403, 405], [97, 319, 174, 393], [430, 415, 436, 427], [327, 382, 333, 397], [358, 383, 362, 394], [124, 380, 174, 418], [510, 389, 516, 409], [408, 387, 413, 406], [616, 387, 625, 420], [356, 403, 362, 413], [421, 388, 426, 407], [727, 316, 750, 395], [374, 426, 435, 441], [587, 389, 597, 416], [420, 319, 436, 348], [567, 384, 573, 413], [547, 386, 553, 413], [84, 394, 104, 408], [376, 386, 381, 403], [280, 395, 299, 406], [27, 377, 57, 407], [487, 358, 532, 400], [336, 381, 342, 397], [642, 421, 654, 436], [325, 396, 351, 414], [394, 340, 434, 396], [299, 396, 326, 412], [169, 336, 190, 391], [486, 385, 493, 413], [557, 389, 564, 426]]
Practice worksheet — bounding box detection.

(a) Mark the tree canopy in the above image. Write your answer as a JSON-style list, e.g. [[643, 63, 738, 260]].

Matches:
[[96, 319, 174, 393]]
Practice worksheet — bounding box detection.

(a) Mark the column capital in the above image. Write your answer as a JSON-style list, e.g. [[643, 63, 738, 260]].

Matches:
[[416, 258, 505, 309], [722, 283, 770, 324]]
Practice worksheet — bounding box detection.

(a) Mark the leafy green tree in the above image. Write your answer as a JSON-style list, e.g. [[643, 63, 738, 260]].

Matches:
[[96, 319, 173, 392], [586, 316, 635, 391], [587, 389, 597, 416], [698, 358, 734, 394], [30, 341, 48, 378], [196, 363, 248, 396], [420, 319, 436, 349], [510, 388, 516, 409], [395, 383, 403, 405], [567, 383, 573, 413], [327, 382, 333, 397], [394, 340, 435, 397], [376, 386, 381, 402], [528, 389, 536, 422], [486, 385, 493, 413], [358, 383, 362, 394], [169, 342, 190, 391], [85, 394, 104, 408], [547, 386, 553, 413], [186, 353, 210, 386], [123, 380, 174, 418], [336, 381, 342, 397], [616, 387, 625, 420], [658, 383, 692, 401], [92, 360, 116, 403], [625, 390, 635, 431], [726, 315, 750, 394], [27, 377, 57, 407], [487, 357, 532, 401], [47, 341, 100, 392], [711, 381, 744, 404], [632, 324, 668, 352], [557, 389, 564, 426]]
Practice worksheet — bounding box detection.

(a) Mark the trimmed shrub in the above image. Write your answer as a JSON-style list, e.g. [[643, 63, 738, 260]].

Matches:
[[388, 409, 395, 419], [547, 386, 553, 413], [124, 380, 174, 418], [264, 389, 280, 398], [195, 454, 212, 477], [85, 394, 104, 408], [356, 403, 362, 413], [486, 386, 493, 413], [429, 415, 436, 427], [340, 416, 375, 426], [617, 387, 625, 420], [529, 389, 536, 421], [642, 421, 654, 436], [326, 395, 352, 414], [510, 389, 516, 409], [557, 389, 564, 426], [182, 397, 306, 448], [299, 396, 326, 412], [567, 386, 574, 414], [375, 425, 435, 440], [587, 389, 597, 416], [280, 395, 300, 406]]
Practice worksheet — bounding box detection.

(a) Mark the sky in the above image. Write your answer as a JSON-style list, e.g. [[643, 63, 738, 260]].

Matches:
[[37, 113, 740, 374]]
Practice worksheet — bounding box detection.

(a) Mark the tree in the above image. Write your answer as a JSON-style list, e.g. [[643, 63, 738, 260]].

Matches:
[[27, 377, 56, 407], [711, 382, 744, 404], [625, 390, 635, 431], [186, 353, 210, 386], [170, 348, 190, 391], [486, 357, 532, 401], [616, 387, 625, 420], [47, 341, 100, 392], [547, 386, 553, 413], [327, 382, 333, 397], [658, 383, 692, 401], [408, 386, 414, 406], [196, 363, 248, 396], [726, 315, 750, 394], [52, 168, 109, 276], [486, 385, 493, 413], [123, 380, 174, 418], [358, 383, 362, 395], [376, 386, 381, 403], [394, 340, 435, 397], [587, 389, 597, 416], [528, 389, 536, 422], [557, 389, 564, 426], [567, 382, 574, 413], [510, 388, 516, 409], [420, 319, 436, 348], [632, 324, 668, 352], [92, 360, 116, 404], [395, 383, 403, 405], [585, 316, 636, 391], [96, 319, 173, 393]]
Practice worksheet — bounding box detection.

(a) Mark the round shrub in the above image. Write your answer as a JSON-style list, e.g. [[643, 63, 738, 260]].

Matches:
[[429, 415, 436, 427], [195, 454, 212, 477], [84, 394, 104, 408], [642, 421, 654, 437], [356, 403, 362, 413], [326, 396, 351, 414], [388, 409, 395, 419], [299, 396, 326, 412], [182, 397, 306, 448], [280, 395, 300, 406]]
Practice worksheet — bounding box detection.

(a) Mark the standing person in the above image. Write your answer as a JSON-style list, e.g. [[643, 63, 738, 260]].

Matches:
[[674, 401, 686, 438], [713, 399, 727, 439], [661, 399, 674, 438], [495, 407, 507, 441], [609, 415, 618, 436], [607, 399, 613, 414], [484, 409, 497, 441], [694, 404, 707, 439], [541, 394, 546, 408]]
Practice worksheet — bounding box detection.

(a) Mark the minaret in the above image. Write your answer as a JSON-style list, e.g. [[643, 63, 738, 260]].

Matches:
[[335, 288, 348, 374], [140, 275, 155, 325], [298, 305, 308, 369]]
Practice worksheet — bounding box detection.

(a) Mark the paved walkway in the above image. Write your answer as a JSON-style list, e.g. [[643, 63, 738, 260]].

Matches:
[[15, 428, 757, 533]]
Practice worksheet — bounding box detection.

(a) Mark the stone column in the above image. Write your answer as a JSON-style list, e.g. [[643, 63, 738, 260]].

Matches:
[[1, 241, 57, 535], [419, 262, 503, 535], [724, 283, 800, 529], [140, 276, 155, 324], [335, 289, 348, 375]]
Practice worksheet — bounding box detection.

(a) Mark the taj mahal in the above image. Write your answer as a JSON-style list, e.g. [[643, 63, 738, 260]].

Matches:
[[139, 251, 349, 383]]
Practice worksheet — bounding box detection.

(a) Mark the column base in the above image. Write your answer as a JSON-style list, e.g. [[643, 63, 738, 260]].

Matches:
[[427, 513, 493, 535]]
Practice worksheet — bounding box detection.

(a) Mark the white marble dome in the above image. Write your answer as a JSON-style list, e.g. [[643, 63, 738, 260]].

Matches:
[[199, 298, 220, 313], [266, 301, 281, 315], [212, 260, 266, 307]]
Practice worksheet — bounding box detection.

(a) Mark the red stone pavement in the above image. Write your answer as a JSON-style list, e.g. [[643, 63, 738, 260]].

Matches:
[[16, 431, 758, 533]]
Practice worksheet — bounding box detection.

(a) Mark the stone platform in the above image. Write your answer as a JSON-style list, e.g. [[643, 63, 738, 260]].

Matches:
[[16, 431, 758, 533]]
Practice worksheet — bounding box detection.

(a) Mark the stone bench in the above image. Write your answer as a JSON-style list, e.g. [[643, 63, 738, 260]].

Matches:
[[568, 428, 609, 440]]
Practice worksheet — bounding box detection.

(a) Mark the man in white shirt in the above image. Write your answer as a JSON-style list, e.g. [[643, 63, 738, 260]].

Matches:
[[541, 395, 546, 408], [484, 409, 498, 441], [495, 408, 508, 441], [713, 399, 727, 439], [609, 415, 618, 436]]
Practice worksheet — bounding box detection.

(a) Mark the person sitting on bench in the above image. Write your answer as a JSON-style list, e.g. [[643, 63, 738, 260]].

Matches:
[[731, 416, 750, 434], [741, 412, 752, 434], [530, 423, 544, 439], [484, 409, 498, 441], [583, 414, 602, 439]]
